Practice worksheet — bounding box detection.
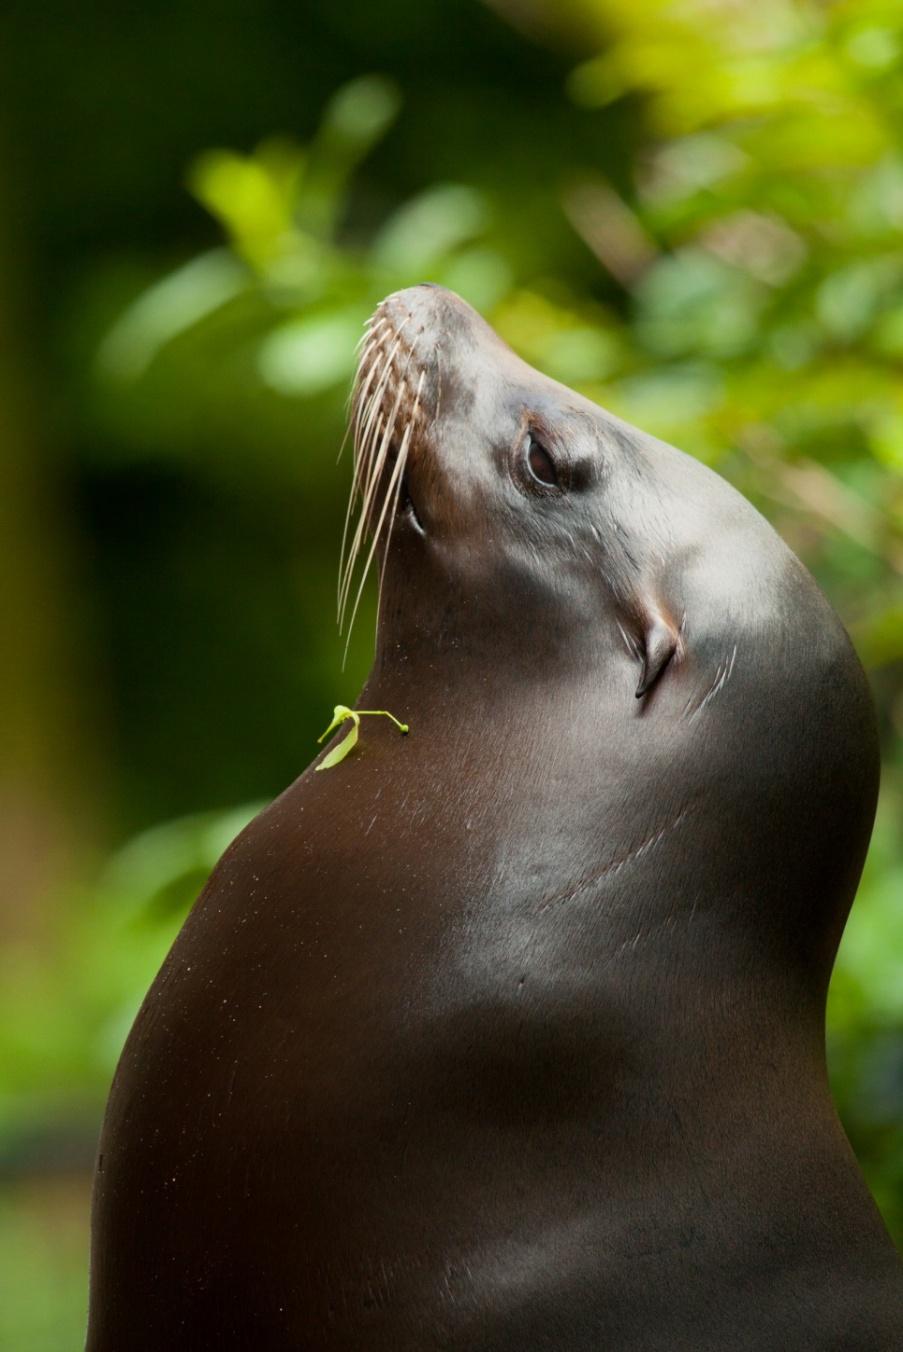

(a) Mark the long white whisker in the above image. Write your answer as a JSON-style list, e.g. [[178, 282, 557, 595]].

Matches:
[[342, 370, 425, 663], [350, 313, 411, 447], [353, 331, 388, 389], [339, 331, 395, 613], [339, 335, 419, 625], [338, 309, 423, 647], [347, 335, 405, 534], [354, 338, 400, 473], [357, 342, 418, 539], [342, 386, 394, 614], [357, 314, 411, 416], [338, 380, 381, 612], [350, 344, 387, 448], [342, 324, 383, 424], [356, 317, 388, 353], [342, 428, 410, 668], [340, 381, 403, 632], [334, 419, 352, 467], [339, 411, 384, 625], [347, 369, 386, 521]]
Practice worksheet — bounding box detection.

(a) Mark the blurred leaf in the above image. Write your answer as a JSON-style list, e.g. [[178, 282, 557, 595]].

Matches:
[[100, 804, 262, 919], [97, 250, 247, 380], [372, 184, 489, 274], [870, 409, 903, 473], [437, 247, 512, 312], [189, 140, 305, 270], [300, 76, 401, 238], [493, 288, 625, 382], [816, 258, 903, 342], [851, 604, 903, 668], [830, 794, 903, 1027], [634, 249, 766, 358], [257, 306, 367, 395]]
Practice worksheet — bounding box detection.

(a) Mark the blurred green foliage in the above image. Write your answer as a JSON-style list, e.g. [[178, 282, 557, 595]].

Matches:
[[1, 1, 901, 1345]]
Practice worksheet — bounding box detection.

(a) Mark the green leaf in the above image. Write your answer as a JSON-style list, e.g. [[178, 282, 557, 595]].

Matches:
[[317, 704, 357, 742], [188, 141, 305, 268], [96, 250, 248, 381], [257, 308, 366, 396], [300, 76, 401, 239], [316, 719, 359, 770], [317, 75, 401, 153], [371, 184, 488, 274], [315, 705, 408, 770]]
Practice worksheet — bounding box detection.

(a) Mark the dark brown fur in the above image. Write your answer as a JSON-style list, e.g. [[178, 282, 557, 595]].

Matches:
[[87, 286, 902, 1349]]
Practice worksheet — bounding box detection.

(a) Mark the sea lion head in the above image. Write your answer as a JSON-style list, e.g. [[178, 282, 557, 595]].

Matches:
[[340, 284, 879, 982], [343, 286, 832, 696], [344, 283, 698, 688]]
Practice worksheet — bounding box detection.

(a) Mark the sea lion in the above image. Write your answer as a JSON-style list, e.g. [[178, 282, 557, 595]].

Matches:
[[87, 285, 903, 1350]]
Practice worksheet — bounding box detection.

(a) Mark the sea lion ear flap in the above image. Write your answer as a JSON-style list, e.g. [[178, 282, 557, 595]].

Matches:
[[635, 609, 679, 699]]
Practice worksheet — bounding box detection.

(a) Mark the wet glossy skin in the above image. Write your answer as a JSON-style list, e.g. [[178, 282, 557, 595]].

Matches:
[[87, 287, 902, 1349]]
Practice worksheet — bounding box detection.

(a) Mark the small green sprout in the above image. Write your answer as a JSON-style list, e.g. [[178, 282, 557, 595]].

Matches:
[[315, 704, 409, 770]]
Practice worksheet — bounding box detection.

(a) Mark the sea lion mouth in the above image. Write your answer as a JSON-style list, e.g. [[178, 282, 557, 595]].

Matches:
[[337, 300, 429, 642], [398, 470, 426, 536]]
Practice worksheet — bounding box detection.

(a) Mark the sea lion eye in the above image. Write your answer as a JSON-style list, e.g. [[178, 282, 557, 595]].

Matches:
[[526, 436, 559, 488]]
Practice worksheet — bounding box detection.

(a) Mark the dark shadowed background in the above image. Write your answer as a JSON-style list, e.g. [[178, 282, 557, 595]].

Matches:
[[1, 2, 901, 1344]]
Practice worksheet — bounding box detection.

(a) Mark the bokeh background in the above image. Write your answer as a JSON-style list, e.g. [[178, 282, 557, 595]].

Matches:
[[2, 1, 902, 1344]]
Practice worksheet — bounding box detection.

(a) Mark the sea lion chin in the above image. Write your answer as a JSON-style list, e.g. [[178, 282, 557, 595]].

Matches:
[[87, 285, 902, 1351]]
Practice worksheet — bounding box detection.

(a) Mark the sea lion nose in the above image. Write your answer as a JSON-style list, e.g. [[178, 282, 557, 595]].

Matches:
[[387, 283, 459, 312], [380, 283, 466, 341]]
